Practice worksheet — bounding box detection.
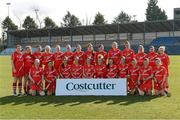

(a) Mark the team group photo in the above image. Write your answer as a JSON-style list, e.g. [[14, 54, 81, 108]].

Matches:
[[0, 0, 180, 119], [11, 42, 170, 97]]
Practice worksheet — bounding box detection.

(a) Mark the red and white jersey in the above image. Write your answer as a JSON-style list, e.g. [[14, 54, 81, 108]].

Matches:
[[32, 52, 43, 65], [29, 66, 43, 83], [153, 65, 167, 82], [139, 66, 153, 81], [135, 52, 147, 66], [23, 53, 34, 69], [54, 52, 64, 70], [84, 51, 96, 65], [95, 51, 107, 65], [71, 64, 83, 78], [63, 51, 74, 65], [59, 65, 71, 78], [128, 65, 140, 81], [83, 65, 95, 78], [95, 64, 107, 78], [157, 53, 170, 73], [42, 52, 54, 68], [146, 52, 158, 67], [107, 48, 121, 65], [118, 63, 129, 78], [44, 67, 58, 81], [121, 48, 135, 65], [11, 51, 24, 69], [106, 64, 118, 78], [73, 51, 85, 65]]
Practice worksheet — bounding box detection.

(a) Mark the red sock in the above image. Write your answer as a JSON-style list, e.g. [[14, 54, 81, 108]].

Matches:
[[18, 83, 22, 93], [13, 82, 17, 94], [24, 86, 27, 93]]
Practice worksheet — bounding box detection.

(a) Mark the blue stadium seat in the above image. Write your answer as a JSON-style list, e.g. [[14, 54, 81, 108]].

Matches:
[[150, 37, 180, 46]]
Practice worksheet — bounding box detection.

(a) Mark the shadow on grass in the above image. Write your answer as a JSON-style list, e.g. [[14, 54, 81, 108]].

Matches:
[[0, 95, 158, 107]]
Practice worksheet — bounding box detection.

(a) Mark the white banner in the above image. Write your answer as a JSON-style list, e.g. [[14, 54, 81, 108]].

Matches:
[[56, 79, 127, 96]]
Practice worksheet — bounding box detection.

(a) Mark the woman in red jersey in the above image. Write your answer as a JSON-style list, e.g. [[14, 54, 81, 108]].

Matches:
[[135, 45, 147, 66], [73, 44, 84, 65], [95, 44, 107, 65], [29, 59, 44, 96], [138, 58, 153, 96], [106, 58, 118, 78], [121, 41, 135, 65], [146, 46, 158, 67], [11, 45, 24, 96], [44, 61, 58, 95], [32, 45, 43, 67], [107, 42, 121, 65], [84, 43, 96, 65], [83, 57, 95, 78], [42, 45, 54, 69], [128, 58, 140, 95], [63, 44, 74, 65], [71, 57, 83, 78], [153, 58, 168, 96], [94, 56, 107, 78], [23, 46, 33, 95], [54, 45, 64, 75], [118, 56, 129, 78], [59, 57, 71, 78], [157, 46, 170, 92]]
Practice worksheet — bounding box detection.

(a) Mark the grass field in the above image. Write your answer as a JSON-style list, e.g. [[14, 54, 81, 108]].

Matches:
[[0, 56, 180, 119]]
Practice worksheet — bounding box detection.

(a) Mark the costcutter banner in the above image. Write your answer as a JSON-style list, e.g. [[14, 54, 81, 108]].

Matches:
[[56, 79, 127, 96]]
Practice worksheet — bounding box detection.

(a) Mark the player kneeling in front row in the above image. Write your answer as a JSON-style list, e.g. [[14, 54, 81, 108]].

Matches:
[[29, 59, 45, 96], [128, 58, 139, 95], [44, 61, 58, 95], [153, 58, 168, 96], [138, 58, 153, 96]]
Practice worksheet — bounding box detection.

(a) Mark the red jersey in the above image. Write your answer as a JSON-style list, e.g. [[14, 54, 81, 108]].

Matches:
[[44, 67, 58, 91], [42, 52, 54, 68], [135, 52, 147, 66], [121, 48, 135, 65], [118, 64, 129, 78], [54, 52, 64, 72], [84, 51, 96, 65], [146, 52, 158, 67], [139, 66, 153, 81], [59, 65, 71, 78], [157, 53, 170, 75], [107, 48, 121, 65], [106, 64, 118, 78], [139, 66, 153, 91], [83, 65, 95, 78], [128, 65, 139, 81], [44, 67, 58, 81], [153, 65, 167, 90], [128, 65, 140, 90], [95, 64, 107, 78], [29, 66, 43, 83], [153, 66, 167, 82], [11, 51, 24, 77], [95, 51, 107, 65], [73, 51, 84, 65], [23, 53, 34, 74], [71, 64, 83, 78], [63, 51, 74, 65], [32, 52, 43, 66]]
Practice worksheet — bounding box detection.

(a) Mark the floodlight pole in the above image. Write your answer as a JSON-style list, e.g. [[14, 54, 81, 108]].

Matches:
[[173, 19, 175, 37], [6, 2, 11, 17]]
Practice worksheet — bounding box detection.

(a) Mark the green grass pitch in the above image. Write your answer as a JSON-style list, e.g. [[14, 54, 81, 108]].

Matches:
[[0, 56, 180, 119]]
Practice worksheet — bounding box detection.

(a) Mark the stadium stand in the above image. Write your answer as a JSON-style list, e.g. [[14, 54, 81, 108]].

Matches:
[[150, 37, 180, 46], [1, 19, 180, 55]]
